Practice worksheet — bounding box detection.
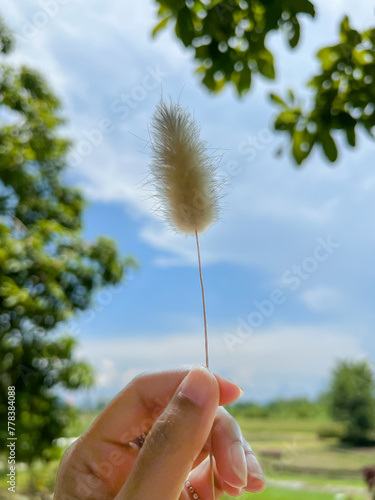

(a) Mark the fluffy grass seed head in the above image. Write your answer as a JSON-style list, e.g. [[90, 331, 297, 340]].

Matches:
[[149, 100, 220, 234]]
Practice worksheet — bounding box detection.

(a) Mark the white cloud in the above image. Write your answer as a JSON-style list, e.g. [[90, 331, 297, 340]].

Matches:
[[75, 325, 365, 402], [96, 358, 116, 387], [300, 286, 342, 311]]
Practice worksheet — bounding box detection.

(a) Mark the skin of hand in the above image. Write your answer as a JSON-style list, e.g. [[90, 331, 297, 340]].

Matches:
[[54, 365, 265, 500]]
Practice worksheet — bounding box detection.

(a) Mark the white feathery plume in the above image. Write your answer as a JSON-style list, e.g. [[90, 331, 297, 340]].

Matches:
[[149, 100, 220, 234]]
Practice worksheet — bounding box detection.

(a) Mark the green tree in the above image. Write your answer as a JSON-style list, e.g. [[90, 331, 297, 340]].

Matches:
[[328, 360, 375, 446], [153, 0, 315, 94], [152, 1, 375, 164], [0, 17, 136, 464], [272, 17, 375, 164]]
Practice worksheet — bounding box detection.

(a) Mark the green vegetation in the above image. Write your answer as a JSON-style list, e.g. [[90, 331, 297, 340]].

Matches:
[[1, 358, 374, 497], [1, 408, 372, 498], [238, 416, 374, 473], [272, 17, 375, 165], [0, 16, 136, 464], [328, 361, 375, 446], [228, 397, 328, 420], [0, 460, 60, 497], [152, 0, 315, 95], [152, 1, 375, 165], [224, 487, 365, 499]]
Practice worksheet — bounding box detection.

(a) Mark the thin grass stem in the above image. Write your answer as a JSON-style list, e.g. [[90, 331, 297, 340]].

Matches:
[[195, 229, 215, 500]]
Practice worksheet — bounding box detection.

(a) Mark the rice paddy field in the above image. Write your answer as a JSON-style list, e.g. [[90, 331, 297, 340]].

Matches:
[[0, 412, 374, 499]]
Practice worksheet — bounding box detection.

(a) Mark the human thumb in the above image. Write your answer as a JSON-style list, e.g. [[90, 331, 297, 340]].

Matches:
[[117, 365, 219, 500]]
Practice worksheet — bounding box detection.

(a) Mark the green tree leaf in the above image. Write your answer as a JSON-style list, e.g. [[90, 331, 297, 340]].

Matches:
[[345, 126, 356, 147], [175, 7, 195, 47], [288, 19, 301, 49], [236, 65, 251, 95], [269, 93, 285, 105], [257, 49, 275, 79], [321, 132, 338, 162], [292, 129, 314, 165], [152, 15, 172, 37]]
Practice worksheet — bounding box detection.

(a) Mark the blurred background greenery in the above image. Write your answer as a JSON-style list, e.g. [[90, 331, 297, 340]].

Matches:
[[1, 359, 374, 499], [1, 0, 375, 498]]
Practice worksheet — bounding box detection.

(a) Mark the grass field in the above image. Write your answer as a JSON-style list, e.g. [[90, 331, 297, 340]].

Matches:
[[225, 487, 366, 499], [0, 412, 374, 499], [238, 416, 375, 474]]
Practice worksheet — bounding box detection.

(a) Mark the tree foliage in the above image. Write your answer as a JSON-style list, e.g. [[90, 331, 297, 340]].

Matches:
[[153, 3, 375, 164], [228, 396, 327, 420], [0, 16, 136, 463], [328, 360, 375, 446], [0, 15, 13, 54], [273, 17, 375, 164], [153, 0, 315, 95]]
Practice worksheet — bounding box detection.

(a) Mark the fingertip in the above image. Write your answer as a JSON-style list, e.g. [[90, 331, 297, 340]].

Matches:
[[245, 451, 266, 493], [215, 374, 244, 406], [179, 365, 219, 407], [247, 476, 266, 493]]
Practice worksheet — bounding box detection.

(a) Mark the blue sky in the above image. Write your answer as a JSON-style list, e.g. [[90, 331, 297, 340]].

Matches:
[[2, 0, 375, 403]]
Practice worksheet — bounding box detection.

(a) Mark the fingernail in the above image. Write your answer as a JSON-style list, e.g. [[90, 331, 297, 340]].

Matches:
[[178, 365, 213, 407], [229, 441, 247, 486], [221, 375, 245, 397], [246, 453, 266, 491]]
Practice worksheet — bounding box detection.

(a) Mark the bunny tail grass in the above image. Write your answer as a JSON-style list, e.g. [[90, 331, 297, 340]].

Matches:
[[149, 100, 220, 234], [148, 99, 218, 500]]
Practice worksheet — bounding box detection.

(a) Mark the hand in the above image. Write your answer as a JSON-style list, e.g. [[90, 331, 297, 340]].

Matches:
[[54, 366, 265, 500]]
